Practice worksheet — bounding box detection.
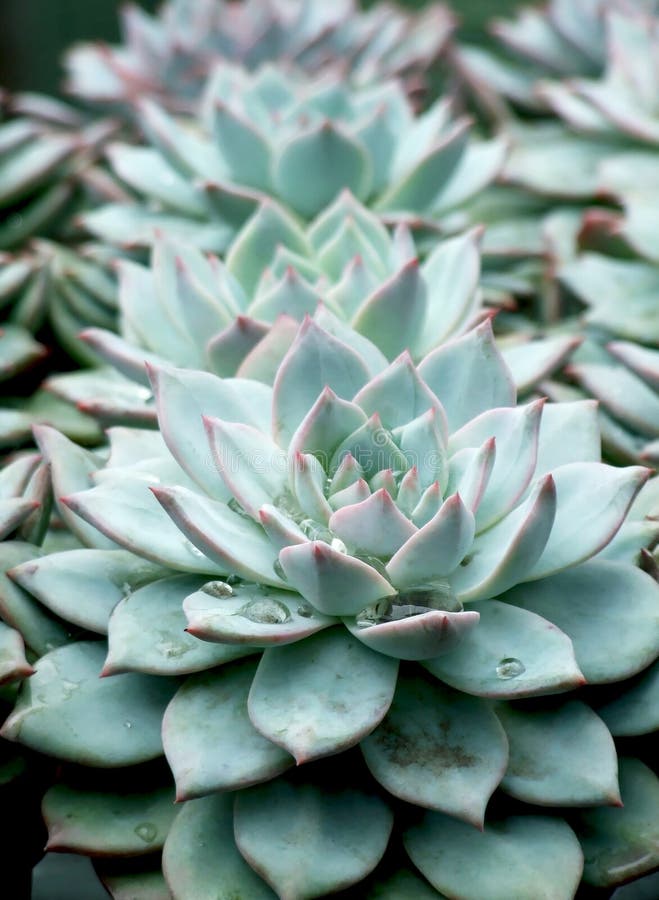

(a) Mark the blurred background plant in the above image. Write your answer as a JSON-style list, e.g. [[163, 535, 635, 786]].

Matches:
[[0, 0, 521, 95]]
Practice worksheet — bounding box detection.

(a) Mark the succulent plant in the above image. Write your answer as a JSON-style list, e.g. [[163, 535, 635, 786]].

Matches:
[[65, 0, 454, 114], [453, 0, 657, 119], [81, 61, 506, 253], [2, 316, 658, 896], [44, 195, 580, 439]]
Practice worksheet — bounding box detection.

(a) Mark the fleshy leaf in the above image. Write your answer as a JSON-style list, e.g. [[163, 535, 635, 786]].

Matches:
[[279, 540, 394, 616], [504, 561, 659, 683], [0, 620, 33, 685], [63, 479, 224, 574], [598, 660, 659, 737], [449, 400, 544, 532], [106, 575, 253, 675], [450, 476, 556, 602], [234, 777, 393, 899], [497, 701, 620, 807], [162, 794, 275, 899], [204, 417, 286, 518], [272, 318, 370, 444], [346, 607, 480, 661], [149, 364, 271, 498], [405, 811, 583, 900], [362, 672, 507, 826], [8, 548, 162, 635], [152, 485, 283, 586], [1, 641, 177, 766], [419, 320, 516, 434], [387, 494, 475, 589], [248, 628, 398, 764], [424, 599, 584, 698], [576, 759, 659, 888], [273, 122, 372, 218], [43, 784, 176, 855], [351, 261, 427, 361], [163, 659, 292, 800], [524, 463, 649, 579], [329, 489, 417, 557], [184, 580, 335, 645]]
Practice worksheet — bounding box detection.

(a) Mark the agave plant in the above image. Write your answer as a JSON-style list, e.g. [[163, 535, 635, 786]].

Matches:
[[65, 0, 454, 114], [1, 316, 658, 897], [81, 61, 506, 253]]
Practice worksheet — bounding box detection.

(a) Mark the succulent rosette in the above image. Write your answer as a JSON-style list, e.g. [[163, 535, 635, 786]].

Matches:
[[65, 0, 454, 114], [81, 62, 506, 254], [1, 317, 658, 896], [46, 194, 580, 434]]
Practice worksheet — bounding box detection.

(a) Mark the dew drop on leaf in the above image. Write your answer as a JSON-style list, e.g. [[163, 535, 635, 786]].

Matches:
[[236, 598, 291, 625], [134, 822, 157, 843], [496, 657, 526, 679], [200, 580, 234, 598]]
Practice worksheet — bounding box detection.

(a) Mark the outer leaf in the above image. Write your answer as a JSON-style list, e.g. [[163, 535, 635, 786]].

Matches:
[[576, 759, 659, 888], [405, 812, 583, 900], [149, 364, 271, 498], [0, 620, 33, 685], [248, 628, 398, 764], [504, 561, 659, 683], [152, 485, 283, 586], [163, 794, 275, 899], [163, 659, 292, 801], [525, 463, 649, 579], [234, 777, 393, 899], [63, 480, 224, 574], [497, 701, 620, 807], [362, 672, 507, 826], [9, 549, 162, 635], [106, 575, 253, 675], [204, 417, 286, 518], [0, 541, 70, 656], [424, 599, 584, 698], [598, 660, 659, 737], [0, 642, 177, 766], [43, 784, 176, 855]]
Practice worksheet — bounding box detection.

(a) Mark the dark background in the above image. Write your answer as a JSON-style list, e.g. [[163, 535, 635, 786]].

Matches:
[[0, 0, 521, 95]]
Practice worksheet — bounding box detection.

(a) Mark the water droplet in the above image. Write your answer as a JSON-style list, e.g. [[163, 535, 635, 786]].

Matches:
[[134, 822, 157, 843], [236, 598, 291, 625], [331, 537, 347, 554], [399, 581, 462, 613], [296, 603, 313, 618], [496, 658, 526, 680], [273, 559, 288, 581], [124, 720, 133, 729], [157, 640, 189, 659], [201, 580, 234, 598], [121, 582, 132, 599], [228, 498, 251, 519]]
